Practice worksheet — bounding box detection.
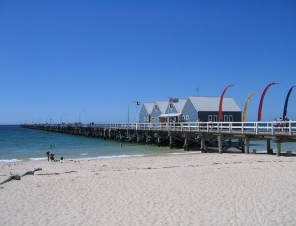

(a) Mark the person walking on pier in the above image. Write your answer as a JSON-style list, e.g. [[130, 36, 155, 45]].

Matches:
[[279, 117, 284, 132], [284, 116, 290, 132], [273, 118, 279, 131]]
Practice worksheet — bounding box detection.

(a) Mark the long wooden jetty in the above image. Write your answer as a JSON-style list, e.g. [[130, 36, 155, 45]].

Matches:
[[21, 121, 296, 156]]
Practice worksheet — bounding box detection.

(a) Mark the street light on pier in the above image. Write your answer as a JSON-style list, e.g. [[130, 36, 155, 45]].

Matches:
[[79, 110, 86, 125], [60, 114, 66, 124], [46, 116, 50, 124], [128, 101, 140, 125], [38, 117, 42, 124]]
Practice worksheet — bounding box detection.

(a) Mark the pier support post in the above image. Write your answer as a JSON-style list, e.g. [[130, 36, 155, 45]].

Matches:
[[240, 138, 245, 153], [183, 136, 189, 151], [267, 139, 272, 154], [200, 137, 205, 152], [145, 133, 150, 145], [245, 137, 249, 154], [169, 135, 173, 149], [277, 142, 281, 157], [157, 134, 161, 147], [218, 136, 223, 154]]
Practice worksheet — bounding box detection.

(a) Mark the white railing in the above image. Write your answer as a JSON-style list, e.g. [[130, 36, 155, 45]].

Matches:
[[100, 121, 296, 136], [23, 121, 296, 136]]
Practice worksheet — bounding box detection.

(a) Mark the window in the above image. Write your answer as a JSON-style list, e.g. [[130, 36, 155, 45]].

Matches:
[[214, 115, 217, 122], [224, 115, 228, 122], [208, 115, 212, 121], [186, 115, 189, 120], [154, 105, 158, 111], [229, 115, 233, 122]]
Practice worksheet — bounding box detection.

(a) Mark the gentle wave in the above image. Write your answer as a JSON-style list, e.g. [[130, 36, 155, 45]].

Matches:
[[97, 154, 144, 159], [30, 157, 47, 161], [170, 152, 201, 155], [81, 153, 88, 156], [0, 159, 23, 163], [68, 154, 145, 161]]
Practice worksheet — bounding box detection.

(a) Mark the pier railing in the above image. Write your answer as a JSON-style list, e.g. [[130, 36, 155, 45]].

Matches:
[[106, 121, 296, 136], [24, 121, 296, 136]]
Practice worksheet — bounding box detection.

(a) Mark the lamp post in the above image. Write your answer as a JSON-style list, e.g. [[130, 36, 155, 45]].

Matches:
[[38, 117, 42, 124], [128, 101, 140, 125], [46, 116, 50, 124], [79, 110, 86, 125], [60, 114, 66, 124], [127, 101, 140, 137]]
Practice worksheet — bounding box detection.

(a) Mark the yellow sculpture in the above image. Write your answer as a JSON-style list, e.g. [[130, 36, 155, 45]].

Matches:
[[242, 92, 259, 122]]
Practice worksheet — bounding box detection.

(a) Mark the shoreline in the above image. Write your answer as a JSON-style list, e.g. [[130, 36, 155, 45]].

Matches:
[[1, 153, 296, 225], [1, 145, 295, 163]]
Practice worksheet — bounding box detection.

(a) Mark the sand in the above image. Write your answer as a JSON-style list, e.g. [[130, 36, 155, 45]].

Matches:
[[1, 153, 296, 226]]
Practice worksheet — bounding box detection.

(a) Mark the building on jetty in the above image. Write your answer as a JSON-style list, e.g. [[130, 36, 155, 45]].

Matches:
[[139, 102, 154, 123], [21, 121, 296, 157], [140, 96, 242, 124]]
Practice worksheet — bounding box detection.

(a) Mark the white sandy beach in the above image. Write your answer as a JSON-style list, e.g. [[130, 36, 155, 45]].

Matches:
[[1, 153, 296, 226]]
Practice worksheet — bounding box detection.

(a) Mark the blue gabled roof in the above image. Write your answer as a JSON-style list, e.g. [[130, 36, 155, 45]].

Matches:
[[143, 102, 154, 114], [155, 101, 169, 114], [171, 98, 187, 113]]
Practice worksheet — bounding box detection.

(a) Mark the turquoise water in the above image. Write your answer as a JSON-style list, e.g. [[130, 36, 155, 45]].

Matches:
[[0, 125, 185, 162], [0, 125, 295, 162]]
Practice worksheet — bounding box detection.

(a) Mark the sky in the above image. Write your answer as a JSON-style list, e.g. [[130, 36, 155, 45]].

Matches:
[[0, 0, 295, 125]]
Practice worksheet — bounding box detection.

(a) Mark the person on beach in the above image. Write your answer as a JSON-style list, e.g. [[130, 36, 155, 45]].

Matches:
[[49, 153, 55, 161], [46, 151, 50, 161], [120, 135, 123, 146]]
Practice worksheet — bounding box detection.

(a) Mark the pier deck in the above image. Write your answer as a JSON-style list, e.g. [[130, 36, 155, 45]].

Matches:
[[21, 121, 296, 156]]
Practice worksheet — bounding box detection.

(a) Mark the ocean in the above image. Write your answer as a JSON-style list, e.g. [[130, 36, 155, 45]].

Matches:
[[0, 125, 185, 162], [0, 125, 295, 162]]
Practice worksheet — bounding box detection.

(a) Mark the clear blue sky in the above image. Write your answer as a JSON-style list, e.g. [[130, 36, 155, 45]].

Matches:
[[1, 0, 295, 125]]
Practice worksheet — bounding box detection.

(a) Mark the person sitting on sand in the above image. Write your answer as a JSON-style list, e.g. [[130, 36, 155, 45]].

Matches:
[[49, 153, 55, 161]]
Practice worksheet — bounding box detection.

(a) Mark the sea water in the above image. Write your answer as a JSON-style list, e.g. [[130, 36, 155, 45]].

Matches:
[[0, 125, 185, 162], [0, 125, 295, 162]]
